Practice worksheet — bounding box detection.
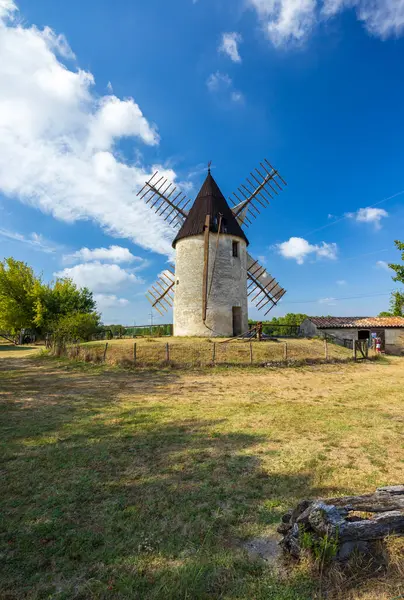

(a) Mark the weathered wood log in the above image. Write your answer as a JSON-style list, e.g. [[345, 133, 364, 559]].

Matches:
[[340, 510, 404, 541], [377, 485, 404, 495], [278, 485, 404, 562], [324, 491, 404, 512]]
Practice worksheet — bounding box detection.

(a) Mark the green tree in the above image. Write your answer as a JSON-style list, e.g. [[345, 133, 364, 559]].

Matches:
[[53, 313, 101, 342], [108, 324, 126, 337], [389, 240, 404, 284], [249, 313, 307, 336], [0, 258, 38, 334], [380, 241, 404, 317], [34, 278, 96, 332], [0, 257, 99, 340]]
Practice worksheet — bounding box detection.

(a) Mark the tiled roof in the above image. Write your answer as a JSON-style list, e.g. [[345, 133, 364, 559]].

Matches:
[[308, 316, 404, 328]]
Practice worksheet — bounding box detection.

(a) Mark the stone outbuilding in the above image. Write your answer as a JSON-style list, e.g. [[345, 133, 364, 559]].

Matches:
[[300, 316, 404, 354]]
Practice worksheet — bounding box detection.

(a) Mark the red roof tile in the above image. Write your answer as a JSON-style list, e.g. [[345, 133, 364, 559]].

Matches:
[[308, 316, 404, 328]]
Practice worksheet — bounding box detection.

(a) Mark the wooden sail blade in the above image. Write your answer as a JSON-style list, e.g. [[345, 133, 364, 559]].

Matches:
[[247, 253, 286, 315], [230, 158, 286, 227], [145, 268, 175, 314], [137, 172, 191, 229]]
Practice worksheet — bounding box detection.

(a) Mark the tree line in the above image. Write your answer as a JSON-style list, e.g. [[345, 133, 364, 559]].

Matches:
[[0, 258, 99, 343], [249, 313, 307, 336], [1, 240, 402, 344]]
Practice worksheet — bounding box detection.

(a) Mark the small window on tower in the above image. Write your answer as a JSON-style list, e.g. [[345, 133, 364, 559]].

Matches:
[[232, 241, 239, 257]]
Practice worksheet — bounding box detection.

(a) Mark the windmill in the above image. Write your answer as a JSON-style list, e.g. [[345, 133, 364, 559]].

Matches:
[[139, 159, 287, 337]]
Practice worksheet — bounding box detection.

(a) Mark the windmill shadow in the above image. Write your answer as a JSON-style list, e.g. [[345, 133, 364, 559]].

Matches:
[[2, 361, 342, 599]]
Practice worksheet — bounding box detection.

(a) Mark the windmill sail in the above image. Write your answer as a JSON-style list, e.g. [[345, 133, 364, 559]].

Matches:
[[230, 158, 286, 227], [247, 254, 286, 315], [138, 172, 191, 229], [145, 268, 175, 315]]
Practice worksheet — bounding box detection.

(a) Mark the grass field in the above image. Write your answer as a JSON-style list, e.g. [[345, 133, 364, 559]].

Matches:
[[78, 336, 353, 366], [0, 340, 41, 358], [0, 352, 403, 599]]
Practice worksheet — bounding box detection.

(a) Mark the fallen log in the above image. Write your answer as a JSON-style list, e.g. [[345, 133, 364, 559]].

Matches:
[[278, 485, 404, 561]]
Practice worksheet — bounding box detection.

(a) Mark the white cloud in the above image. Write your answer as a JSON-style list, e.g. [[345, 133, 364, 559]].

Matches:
[[248, 0, 317, 45], [336, 279, 347, 285], [93, 294, 129, 310], [63, 245, 141, 264], [0, 227, 57, 253], [360, 0, 404, 39], [0, 0, 16, 19], [88, 95, 159, 152], [206, 71, 244, 104], [219, 32, 242, 63], [248, 0, 404, 45], [323, 0, 404, 38], [318, 297, 337, 305], [231, 91, 245, 103], [40, 26, 76, 60], [346, 207, 388, 229], [54, 262, 140, 293], [206, 71, 232, 91], [276, 236, 338, 264], [0, 4, 177, 257], [376, 260, 391, 271]]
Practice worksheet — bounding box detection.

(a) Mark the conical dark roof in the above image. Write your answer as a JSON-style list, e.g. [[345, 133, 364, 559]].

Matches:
[[173, 171, 249, 248]]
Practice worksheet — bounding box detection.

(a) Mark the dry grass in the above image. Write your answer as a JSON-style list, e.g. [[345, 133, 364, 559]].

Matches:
[[0, 340, 41, 358], [0, 353, 403, 599], [81, 336, 353, 367]]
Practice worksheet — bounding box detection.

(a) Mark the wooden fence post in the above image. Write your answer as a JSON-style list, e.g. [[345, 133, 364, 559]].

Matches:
[[284, 342, 288, 362], [166, 342, 170, 362], [103, 342, 108, 362], [133, 342, 137, 365], [353, 341, 357, 361], [324, 337, 329, 360], [212, 342, 216, 364], [249, 342, 253, 365]]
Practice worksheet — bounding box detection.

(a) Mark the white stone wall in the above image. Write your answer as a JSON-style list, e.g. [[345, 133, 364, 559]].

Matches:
[[174, 234, 248, 337], [300, 319, 319, 337], [321, 328, 358, 342], [301, 320, 359, 341], [301, 323, 404, 354], [385, 329, 404, 354]]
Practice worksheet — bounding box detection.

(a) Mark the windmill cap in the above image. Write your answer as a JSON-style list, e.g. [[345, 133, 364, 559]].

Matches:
[[172, 171, 249, 248]]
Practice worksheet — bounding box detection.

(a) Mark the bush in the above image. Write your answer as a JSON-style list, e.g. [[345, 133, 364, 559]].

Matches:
[[53, 312, 100, 343]]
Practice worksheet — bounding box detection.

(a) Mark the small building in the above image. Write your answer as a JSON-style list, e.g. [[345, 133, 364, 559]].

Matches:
[[300, 316, 404, 354]]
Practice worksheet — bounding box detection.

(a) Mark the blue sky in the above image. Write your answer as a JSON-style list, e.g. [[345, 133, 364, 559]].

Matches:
[[0, 0, 403, 325]]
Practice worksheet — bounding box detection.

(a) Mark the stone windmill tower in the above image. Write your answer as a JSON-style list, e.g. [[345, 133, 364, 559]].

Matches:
[[139, 159, 286, 337]]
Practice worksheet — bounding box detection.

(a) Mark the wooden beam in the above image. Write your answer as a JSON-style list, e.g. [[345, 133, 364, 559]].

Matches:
[[202, 214, 211, 322]]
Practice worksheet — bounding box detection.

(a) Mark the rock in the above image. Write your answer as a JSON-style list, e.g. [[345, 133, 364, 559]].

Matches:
[[281, 510, 292, 523], [277, 522, 292, 534], [243, 535, 282, 565], [337, 541, 371, 561], [290, 500, 312, 522], [307, 502, 345, 536]]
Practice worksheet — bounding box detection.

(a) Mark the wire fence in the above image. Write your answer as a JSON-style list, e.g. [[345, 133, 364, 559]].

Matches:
[[50, 337, 362, 368]]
